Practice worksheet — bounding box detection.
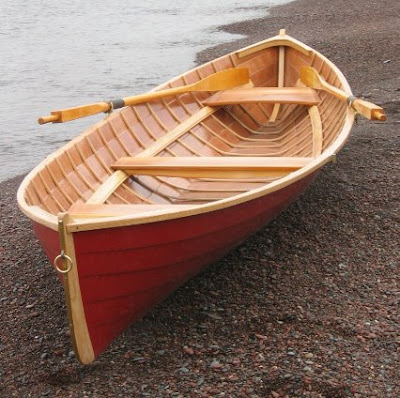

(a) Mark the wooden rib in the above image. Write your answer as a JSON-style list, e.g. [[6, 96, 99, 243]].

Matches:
[[96, 127, 119, 161], [64, 150, 95, 191], [74, 142, 107, 184], [37, 172, 65, 212], [129, 107, 159, 141], [226, 105, 306, 137], [108, 118, 133, 155], [157, 178, 262, 193], [118, 182, 154, 204], [31, 176, 58, 213], [120, 110, 147, 149], [211, 106, 302, 143], [308, 105, 323, 157], [54, 157, 86, 201], [200, 118, 288, 149], [25, 186, 36, 206], [145, 103, 175, 133], [44, 164, 74, 205], [189, 118, 312, 158], [235, 104, 270, 129], [85, 136, 112, 173]]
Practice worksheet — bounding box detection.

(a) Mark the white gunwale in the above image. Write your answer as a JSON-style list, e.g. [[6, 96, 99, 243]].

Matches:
[[17, 33, 355, 234]]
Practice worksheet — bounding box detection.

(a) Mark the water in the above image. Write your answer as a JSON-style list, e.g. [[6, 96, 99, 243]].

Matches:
[[0, 0, 288, 182]]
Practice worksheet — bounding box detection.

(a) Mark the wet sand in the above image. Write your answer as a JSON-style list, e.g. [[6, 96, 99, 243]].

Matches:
[[1, 0, 399, 396]]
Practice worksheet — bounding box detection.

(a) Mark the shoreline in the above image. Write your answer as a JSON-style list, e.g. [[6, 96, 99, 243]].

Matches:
[[1, 0, 399, 396]]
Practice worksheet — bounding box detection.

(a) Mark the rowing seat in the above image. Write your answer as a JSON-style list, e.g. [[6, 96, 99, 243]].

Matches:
[[111, 156, 312, 179], [203, 87, 320, 106]]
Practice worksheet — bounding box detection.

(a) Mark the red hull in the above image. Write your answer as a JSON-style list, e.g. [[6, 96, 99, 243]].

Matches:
[[33, 173, 316, 358]]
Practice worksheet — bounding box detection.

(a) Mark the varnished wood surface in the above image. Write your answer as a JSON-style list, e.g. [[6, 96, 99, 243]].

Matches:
[[18, 31, 356, 229]]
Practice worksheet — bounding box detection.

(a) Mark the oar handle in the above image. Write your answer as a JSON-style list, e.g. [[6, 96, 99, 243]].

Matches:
[[38, 102, 111, 124], [351, 98, 386, 121], [38, 114, 60, 124]]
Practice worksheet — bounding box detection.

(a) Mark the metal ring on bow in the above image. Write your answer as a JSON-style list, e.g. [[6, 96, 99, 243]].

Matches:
[[54, 252, 73, 274]]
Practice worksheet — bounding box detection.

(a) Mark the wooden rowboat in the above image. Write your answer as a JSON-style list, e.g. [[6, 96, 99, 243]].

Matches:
[[17, 30, 385, 364]]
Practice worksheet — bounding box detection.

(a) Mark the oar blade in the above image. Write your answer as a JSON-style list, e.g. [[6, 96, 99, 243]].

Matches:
[[196, 68, 250, 91], [300, 67, 323, 89]]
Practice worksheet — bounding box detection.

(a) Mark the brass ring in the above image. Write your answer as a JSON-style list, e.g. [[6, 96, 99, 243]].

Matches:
[[54, 253, 73, 274]]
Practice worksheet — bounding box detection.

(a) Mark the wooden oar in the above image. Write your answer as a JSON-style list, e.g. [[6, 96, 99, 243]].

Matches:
[[300, 67, 386, 121], [38, 68, 249, 124]]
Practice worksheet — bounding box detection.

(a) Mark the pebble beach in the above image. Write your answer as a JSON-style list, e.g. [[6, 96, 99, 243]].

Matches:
[[1, 0, 399, 396]]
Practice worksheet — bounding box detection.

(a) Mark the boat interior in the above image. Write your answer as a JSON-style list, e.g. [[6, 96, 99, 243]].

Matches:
[[22, 32, 348, 219]]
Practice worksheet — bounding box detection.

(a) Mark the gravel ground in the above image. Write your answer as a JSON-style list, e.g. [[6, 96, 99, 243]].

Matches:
[[1, 0, 399, 396]]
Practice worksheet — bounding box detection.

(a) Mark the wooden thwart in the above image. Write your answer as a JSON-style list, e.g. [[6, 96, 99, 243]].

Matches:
[[111, 156, 312, 178], [203, 87, 320, 107]]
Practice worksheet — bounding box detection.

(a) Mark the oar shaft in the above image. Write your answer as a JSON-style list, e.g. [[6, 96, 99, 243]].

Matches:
[[38, 115, 59, 124], [122, 86, 188, 107]]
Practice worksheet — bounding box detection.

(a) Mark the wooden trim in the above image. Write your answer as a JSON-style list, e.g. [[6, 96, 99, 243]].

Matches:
[[236, 35, 312, 58], [57, 213, 95, 364], [203, 87, 319, 107], [69, 203, 197, 218], [308, 105, 323, 157]]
